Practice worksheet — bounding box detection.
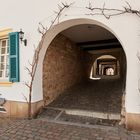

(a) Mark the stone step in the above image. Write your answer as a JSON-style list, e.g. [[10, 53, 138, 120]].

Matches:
[[46, 107, 121, 120], [65, 109, 121, 120]]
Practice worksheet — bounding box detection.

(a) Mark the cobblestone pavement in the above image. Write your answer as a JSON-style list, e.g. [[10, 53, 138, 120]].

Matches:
[[0, 118, 140, 140], [49, 79, 123, 114], [0, 118, 16, 135]]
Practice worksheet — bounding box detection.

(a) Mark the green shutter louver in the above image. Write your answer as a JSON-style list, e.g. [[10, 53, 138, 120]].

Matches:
[[9, 32, 20, 82]]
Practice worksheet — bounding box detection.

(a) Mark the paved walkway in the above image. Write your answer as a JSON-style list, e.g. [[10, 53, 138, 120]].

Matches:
[[0, 118, 140, 140], [49, 79, 123, 114]]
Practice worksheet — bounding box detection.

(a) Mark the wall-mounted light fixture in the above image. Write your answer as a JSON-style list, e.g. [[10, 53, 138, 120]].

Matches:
[[19, 29, 27, 46]]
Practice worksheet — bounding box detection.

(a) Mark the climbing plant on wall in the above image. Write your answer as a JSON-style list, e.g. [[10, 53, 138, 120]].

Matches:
[[24, 2, 73, 119], [137, 51, 140, 93]]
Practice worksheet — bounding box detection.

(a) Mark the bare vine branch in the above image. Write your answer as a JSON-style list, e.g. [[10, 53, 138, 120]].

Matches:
[[25, 82, 30, 88], [37, 2, 74, 36], [49, 2, 74, 29], [86, 1, 140, 19], [25, 2, 74, 119], [137, 51, 140, 93], [137, 52, 140, 62], [25, 67, 32, 77], [21, 93, 29, 104], [38, 22, 48, 35]]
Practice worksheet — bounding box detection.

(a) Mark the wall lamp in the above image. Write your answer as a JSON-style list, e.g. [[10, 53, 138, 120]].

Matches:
[[19, 29, 27, 46]]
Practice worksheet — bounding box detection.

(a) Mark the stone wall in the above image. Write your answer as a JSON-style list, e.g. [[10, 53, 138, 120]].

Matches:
[[43, 34, 86, 105]]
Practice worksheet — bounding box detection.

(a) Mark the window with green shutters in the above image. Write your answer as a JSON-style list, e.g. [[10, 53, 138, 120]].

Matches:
[[9, 32, 20, 82]]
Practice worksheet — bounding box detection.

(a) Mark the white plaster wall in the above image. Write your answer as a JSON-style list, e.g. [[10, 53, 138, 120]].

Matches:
[[0, 0, 61, 102], [0, 0, 140, 114]]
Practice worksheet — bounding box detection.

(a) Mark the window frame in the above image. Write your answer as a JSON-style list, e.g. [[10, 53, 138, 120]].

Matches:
[[0, 38, 9, 81], [0, 29, 12, 82]]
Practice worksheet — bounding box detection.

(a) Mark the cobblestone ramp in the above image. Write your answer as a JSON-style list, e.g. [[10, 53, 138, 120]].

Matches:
[[48, 79, 123, 114]]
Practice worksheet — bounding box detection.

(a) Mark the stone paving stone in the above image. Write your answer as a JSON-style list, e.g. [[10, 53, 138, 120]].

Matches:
[[48, 80, 123, 114], [0, 118, 140, 140], [40, 80, 126, 129]]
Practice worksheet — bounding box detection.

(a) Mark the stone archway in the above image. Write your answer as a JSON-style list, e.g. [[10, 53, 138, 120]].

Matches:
[[33, 18, 140, 129], [41, 20, 127, 126], [91, 55, 119, 78]]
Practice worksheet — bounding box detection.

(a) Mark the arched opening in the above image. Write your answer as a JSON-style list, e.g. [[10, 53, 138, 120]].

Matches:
[[42, 23, 127, 125], [105, 67, 115, 75], [90, 55, 120, 79]]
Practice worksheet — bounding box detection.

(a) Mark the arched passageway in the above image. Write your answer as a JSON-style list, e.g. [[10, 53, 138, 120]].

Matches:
[[42, 24, 126, 125]]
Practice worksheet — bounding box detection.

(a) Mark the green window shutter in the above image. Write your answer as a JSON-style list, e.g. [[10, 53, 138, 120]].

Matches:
[[9, 32, 20, 82]]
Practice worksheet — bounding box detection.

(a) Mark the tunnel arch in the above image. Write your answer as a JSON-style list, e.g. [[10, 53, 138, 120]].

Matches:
[[90, 54, 121, 79], [40, 18, 128, 63], [33, 18, 128, 125], [39, 18, 127, 121], [39, 18, 127, 91]]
